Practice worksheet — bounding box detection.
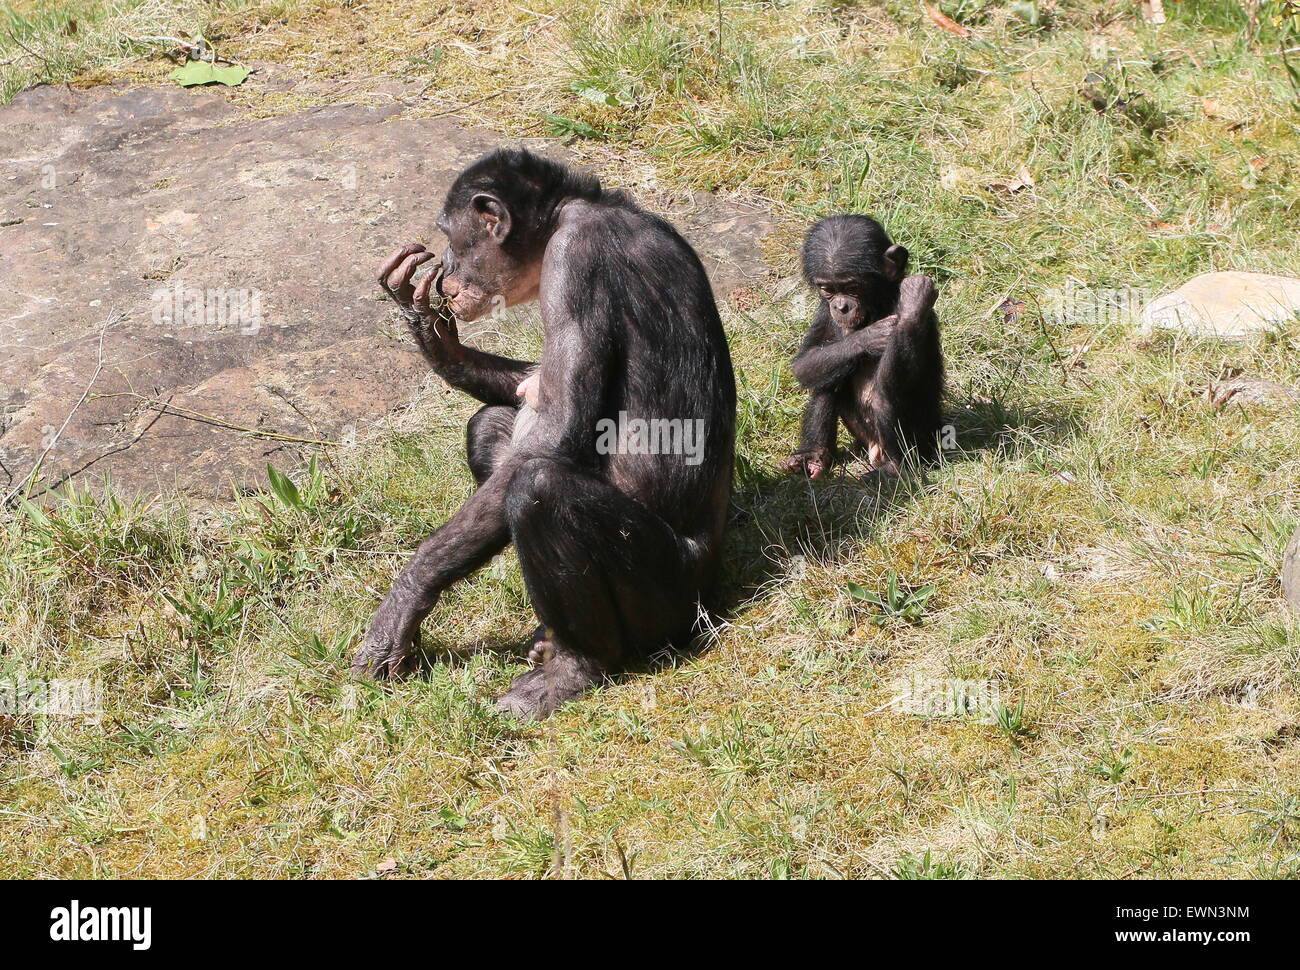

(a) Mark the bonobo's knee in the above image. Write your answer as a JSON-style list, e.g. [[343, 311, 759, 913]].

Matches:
[[466, 405, 515, 485], [505, 456, 564, 527]]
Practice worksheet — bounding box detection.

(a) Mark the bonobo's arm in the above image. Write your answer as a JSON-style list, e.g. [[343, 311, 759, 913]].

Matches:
[[380, 243, 535, 407], [791, 313, 898, 392]]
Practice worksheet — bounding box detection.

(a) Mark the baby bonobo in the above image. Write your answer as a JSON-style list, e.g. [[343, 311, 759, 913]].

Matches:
[[781, 215, 944, 479], [354, 148, 736, 721]]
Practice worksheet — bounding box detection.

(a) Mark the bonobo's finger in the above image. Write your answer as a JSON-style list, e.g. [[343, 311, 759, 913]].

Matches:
[[386, 251, 435, 298], [413, 274, 452, 325], [377, 243, 426, 288], [413, 272, 437, 312]]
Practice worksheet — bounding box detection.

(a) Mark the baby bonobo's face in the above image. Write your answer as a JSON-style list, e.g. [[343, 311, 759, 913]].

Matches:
[[815, 278, 868, 331]]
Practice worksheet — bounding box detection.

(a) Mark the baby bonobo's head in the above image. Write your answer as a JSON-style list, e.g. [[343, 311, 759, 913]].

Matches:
[[802, 214, 909, 331]]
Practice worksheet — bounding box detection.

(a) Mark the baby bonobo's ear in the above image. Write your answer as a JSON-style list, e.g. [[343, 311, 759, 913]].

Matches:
[[882, 243, 909, 282]]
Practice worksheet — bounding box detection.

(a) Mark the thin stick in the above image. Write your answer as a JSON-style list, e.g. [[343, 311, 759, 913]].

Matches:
[[87, 392, 339, 447]]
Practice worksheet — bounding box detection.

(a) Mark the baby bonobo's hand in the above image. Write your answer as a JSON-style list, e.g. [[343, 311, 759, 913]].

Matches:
[[851, 314, 898, 355], [897, 274, 938, 321], [516, 372, 541, 409]]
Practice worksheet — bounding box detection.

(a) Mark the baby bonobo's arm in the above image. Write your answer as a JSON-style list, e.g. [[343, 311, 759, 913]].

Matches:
[[790, 315, 898, 392]]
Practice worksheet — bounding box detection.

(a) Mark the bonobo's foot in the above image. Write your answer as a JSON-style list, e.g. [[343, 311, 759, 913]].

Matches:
[[862, 441, 901, 478], [780, 448, 835, 480], [495, 647, 606, 721], [897, 274, 938, 322], [864, 458, 901, 480], [351, 598, 431, 680]]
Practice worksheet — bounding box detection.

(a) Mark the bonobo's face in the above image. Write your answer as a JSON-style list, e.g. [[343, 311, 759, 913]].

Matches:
[[815, 277, 875, 331], [434, 198, 540, 322]]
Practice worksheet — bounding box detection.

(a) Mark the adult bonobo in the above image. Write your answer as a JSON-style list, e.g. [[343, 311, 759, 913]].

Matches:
[[354, 148, 736, 720], [781, 215, 944, 479]]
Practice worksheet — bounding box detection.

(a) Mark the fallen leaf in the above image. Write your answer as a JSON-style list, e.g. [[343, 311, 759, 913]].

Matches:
[[1201, 97, 1220, 117], [997, 297, 1027, 325], [171, 61, 250, 88], [925, 5, 972, 37], [375, 858, 398, 874]]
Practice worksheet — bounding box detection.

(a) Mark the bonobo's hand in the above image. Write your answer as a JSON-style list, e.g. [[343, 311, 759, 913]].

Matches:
[[378, 243, 462, 365], [897, 274, 938, 321], [781, 447, 835, 480], [849, 314, 898, 356], [379, 243, 434, 311], [351, 593, 433, 680]]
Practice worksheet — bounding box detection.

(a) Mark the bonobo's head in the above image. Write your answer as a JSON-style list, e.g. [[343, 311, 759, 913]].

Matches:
[[801, 214, 908, 331], [435, 148, 601, 321]]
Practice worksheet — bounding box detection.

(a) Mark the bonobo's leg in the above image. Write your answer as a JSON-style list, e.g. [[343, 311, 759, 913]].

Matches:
[[353, 472, 512, 678], [465, 404, 517, 486], [781, 389, 839, 479], [496, 457, 700, 721], [871, 275, 940, 474]]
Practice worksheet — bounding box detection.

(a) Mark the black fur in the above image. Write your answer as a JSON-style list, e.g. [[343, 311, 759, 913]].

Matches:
[[356, 149, 736, 719], [784, 215, 944, 477]]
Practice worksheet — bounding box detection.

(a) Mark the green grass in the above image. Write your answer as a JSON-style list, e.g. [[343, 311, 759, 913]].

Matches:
[[2, 0, 1300, 878]]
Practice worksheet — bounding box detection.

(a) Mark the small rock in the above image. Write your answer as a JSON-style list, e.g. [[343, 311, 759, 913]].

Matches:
[[1143, 272, 1300, 340], [1207, 376, 1300, 408], [1284, 527, 1300, 615]]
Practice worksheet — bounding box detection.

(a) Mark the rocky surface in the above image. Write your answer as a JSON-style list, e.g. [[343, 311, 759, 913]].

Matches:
[[1143, 271, 1300, 340], [0, 82, 773, 499]]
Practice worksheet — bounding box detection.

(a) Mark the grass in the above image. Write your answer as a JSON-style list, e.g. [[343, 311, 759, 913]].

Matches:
[[2, 0, 1300, 877]]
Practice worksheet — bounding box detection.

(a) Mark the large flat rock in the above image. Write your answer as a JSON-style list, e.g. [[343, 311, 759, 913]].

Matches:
[[0, 82, 772, 499], [1142, 272, 1300, 340]]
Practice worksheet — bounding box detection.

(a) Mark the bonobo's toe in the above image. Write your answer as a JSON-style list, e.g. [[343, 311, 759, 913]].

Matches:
[[527, 638, 557, 665], [494, 668, 554, 721]]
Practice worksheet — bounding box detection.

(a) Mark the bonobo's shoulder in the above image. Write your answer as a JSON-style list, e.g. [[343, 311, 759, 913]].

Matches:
[[556, 196, 675, 241]]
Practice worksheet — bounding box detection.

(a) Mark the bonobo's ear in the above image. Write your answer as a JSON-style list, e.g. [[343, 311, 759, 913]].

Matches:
[[882, 244, 909, 282], [471, 193, 511, 241]]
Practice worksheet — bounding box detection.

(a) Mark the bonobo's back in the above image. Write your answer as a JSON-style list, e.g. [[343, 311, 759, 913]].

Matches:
[[555, 192, 735, 554]]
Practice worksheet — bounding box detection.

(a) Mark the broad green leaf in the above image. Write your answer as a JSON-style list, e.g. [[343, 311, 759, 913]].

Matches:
[[171, 61, 250, 88], [266, 464, 302, 509]]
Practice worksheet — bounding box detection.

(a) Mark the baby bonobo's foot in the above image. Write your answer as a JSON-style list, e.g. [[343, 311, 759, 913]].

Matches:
[[897, 274, 938, 322], [781, 447, 834, 480], [495, 647, 606, 721]]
